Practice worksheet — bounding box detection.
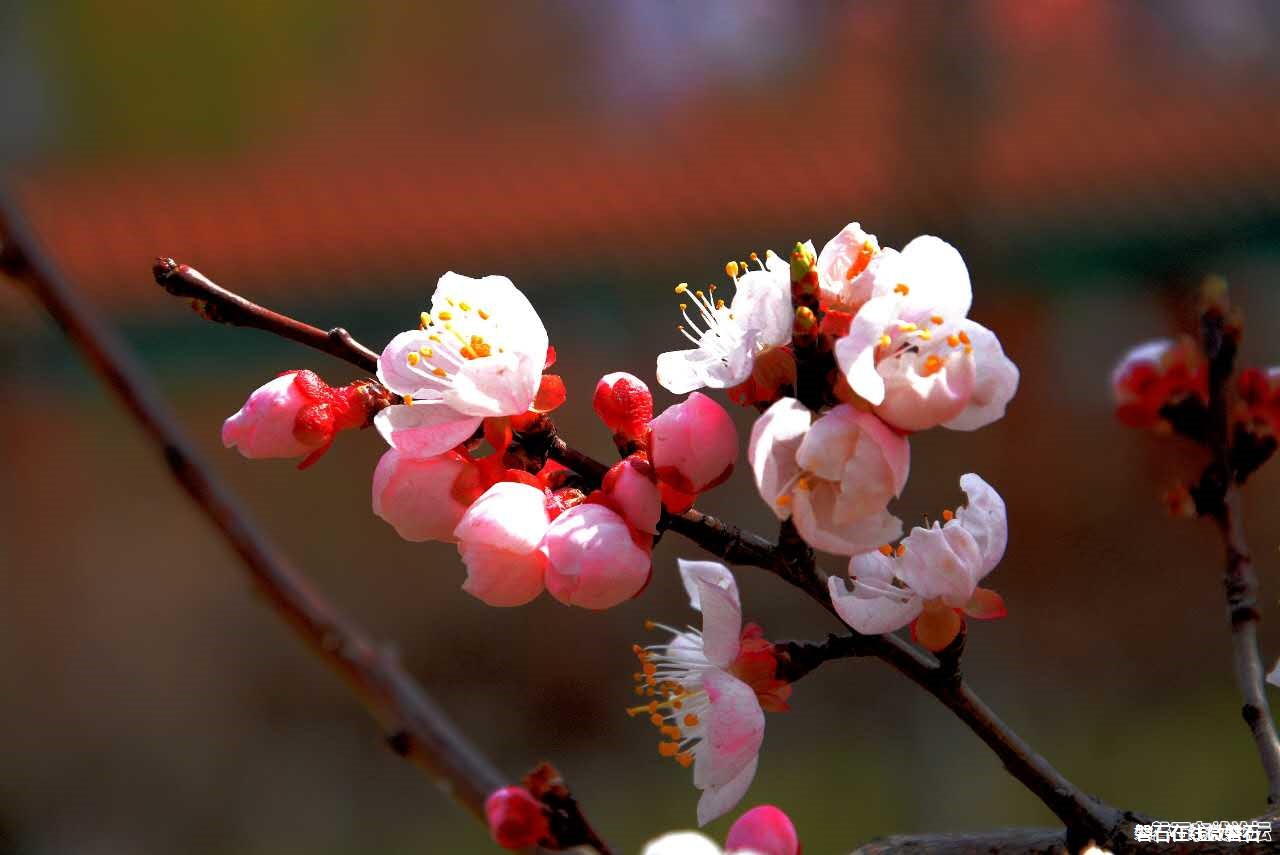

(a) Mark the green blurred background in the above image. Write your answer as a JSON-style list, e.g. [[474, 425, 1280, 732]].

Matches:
[[3, 2, 1280, 853]]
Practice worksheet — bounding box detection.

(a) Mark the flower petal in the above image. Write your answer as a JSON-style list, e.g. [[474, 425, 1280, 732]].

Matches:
[[696, 755, 758, 828], [377, 330, 445, 399], [834, 295, 899, 405], [693, 671, 765, 793], [896, 235, 972, 320], [747, 398, 811, 520], [374, 403, 482, 458], [641, 831, 723, 855], [954, 473, 1008, 580], [679, 560, 743, 669], [829, 574, 922, 634], [791, 484, 902, 556], [944, 321, 1020, 431], [730, 266, 793, 349]]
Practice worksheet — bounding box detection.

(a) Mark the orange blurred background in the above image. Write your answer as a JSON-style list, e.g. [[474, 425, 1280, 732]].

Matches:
[[4, 2, 1280, 852]]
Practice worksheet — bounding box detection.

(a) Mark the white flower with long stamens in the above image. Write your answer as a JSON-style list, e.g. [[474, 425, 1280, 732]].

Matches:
[[376, 272, 549, 458], [628, 561, 791, 826], [656, 253, 793, 395], [748, 398, 906, 556], [833, 236, 1019, 433], [829, 473, 1008, 651]]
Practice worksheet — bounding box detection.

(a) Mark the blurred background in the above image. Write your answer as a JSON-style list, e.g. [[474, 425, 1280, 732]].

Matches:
[[3, 1, 1280, 853]]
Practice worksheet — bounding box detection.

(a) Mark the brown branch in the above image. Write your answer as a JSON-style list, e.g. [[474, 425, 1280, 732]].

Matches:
[[137, 256, 1129, 847], [0, 205, 613, 854], [1196, 293, 1280, 807]]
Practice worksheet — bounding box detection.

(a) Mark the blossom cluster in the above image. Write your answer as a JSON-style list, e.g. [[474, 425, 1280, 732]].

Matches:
[[219, 218, 1021, 831]]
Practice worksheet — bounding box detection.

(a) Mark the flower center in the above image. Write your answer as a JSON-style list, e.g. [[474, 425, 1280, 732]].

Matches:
[[626, 632, 712, 770], [399, 298, 508, 397]]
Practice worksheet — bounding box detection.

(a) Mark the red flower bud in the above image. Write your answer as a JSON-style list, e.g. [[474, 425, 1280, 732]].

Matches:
[[593, 372, 654, 442], [484, 786, 549, 850]]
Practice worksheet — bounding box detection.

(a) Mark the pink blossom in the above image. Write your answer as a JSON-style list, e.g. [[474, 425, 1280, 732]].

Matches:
[[223, 370, 362, 463], [650, 392, 739, 498], [725, 805, 800, 855], [603, 455, 662, 534], [630, 560, 791, 826], [454, 481, 551, 607], [375, 272, 549, 458], [748, 398, 906, 556], [832, 236, 1018, 432], [594, 372, 654, 442], [829, 473, 1008, 651], [542, 504, 651, 609], [371, 449, 481, 542]]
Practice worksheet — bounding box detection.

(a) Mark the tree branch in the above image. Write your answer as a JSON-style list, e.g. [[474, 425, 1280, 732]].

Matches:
[[0, 204, 612, 854], [1197, 293, 1280, 807], [129, 258, 1130, 844]]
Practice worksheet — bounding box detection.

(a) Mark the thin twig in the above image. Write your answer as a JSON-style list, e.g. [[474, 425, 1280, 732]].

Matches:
[[141, 259, 1126, 845], [1197, 295, 1280, 807], [0, 202, 616, 854]]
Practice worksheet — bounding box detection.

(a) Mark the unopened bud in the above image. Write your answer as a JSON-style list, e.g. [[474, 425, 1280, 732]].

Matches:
[[484, 786, 549, 850], [594, 372, 654, 442]]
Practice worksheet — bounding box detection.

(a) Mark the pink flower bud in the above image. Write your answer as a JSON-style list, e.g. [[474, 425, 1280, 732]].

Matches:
[[603, 455, 661, 534], [725, 805, 799, 855], [484, 786, 549, 850], [650, 392, 738, 494], [371, 449, 481, 542], [1111, 337, 1206, 429], [454, 482, 552, 607], [594, 372, 654, 442], [222, 371, 330, 459], [542, 504, 651, 609]]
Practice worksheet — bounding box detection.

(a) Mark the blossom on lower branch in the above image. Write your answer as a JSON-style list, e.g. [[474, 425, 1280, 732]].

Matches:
[[829, 473, 1008, 651], [643, 804, 799, 855], [628, 560, 790, 825]]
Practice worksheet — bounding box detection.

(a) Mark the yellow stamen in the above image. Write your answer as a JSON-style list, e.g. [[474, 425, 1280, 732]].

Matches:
[[658, 742, 680, 758], [894, 283, 910, 296], [897, 322, 917, 332], [650, 713, 664, 727], [917, 329, 933, 341], [674, 283, 690, 294], [458, 302, 471, 312], [896, 543, 906, 557], [942, 509, 955, 522], [419, 311, 431, 329], [683, 713, 700, 727], [878, 544, 894, 557], [776, 495, 792, 508], [931, 315, 944, 325], [725, 260, 739, 278], [406, 351, 420, 366], [402, 394, 413, 405], [437, 310, 452, 321], [676, 752, 694, 768], [431, 367, 447, 378], [947, 334, 960, 347], [877, 334, 892, 349], [958, 330, 971, 345], [478, 308, 490, 320]]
